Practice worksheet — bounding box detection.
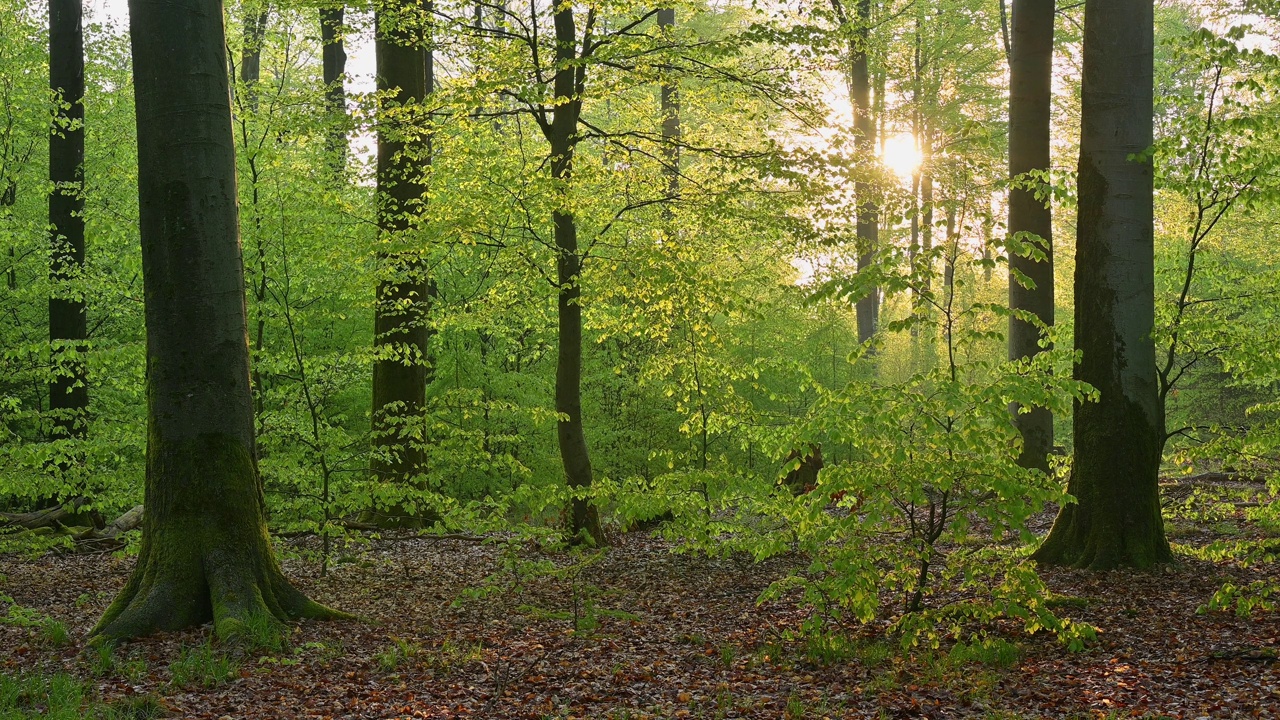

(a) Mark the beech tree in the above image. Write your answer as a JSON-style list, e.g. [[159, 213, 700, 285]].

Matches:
[[547, 0, 604, 544], [1006, 0, 1055, 472], [831, 0, 879, 343], [48, 0, 87, 443], [320, 4, 348, 170], [369, 0, 433, 521], [93, 0, 343, 641], [1033, 0, 1173, 570]]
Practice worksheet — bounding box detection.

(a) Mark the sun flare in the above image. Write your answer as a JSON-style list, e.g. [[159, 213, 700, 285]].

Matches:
[[880, 132, 923, 181]]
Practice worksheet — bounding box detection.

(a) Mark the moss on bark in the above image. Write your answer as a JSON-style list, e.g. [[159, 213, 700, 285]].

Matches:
[[92, 434, 348, 643]]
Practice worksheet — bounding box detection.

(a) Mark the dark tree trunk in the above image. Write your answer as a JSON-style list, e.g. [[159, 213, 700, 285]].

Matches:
[[1007, 0, 1055, 473], [240, 6, 269, 108], [369, 0, 432, 521], [4, 181, 16, 291], [94, 0, 344, 642], [849, 0, 879, 343], [1033, 0, 1171, 570], [547, 2, 603, 545], [320, 6, 348, 172], [658, 8, 679, 212], [239, 6, 270, 423], [48, 0, 87, 442]]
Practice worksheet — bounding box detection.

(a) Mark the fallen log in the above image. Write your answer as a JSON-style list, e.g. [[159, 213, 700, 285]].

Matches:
[[73, 504, 143, 550], [0, 498, 89, 531]]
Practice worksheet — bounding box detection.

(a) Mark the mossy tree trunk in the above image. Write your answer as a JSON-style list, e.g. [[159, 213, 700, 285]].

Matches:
[[48, 0, 88, 443], [93, 0, 344, 642], [1007, 0, 1055, 473], [368, 0, 433, 527], [1032, 0, 1172, 570]]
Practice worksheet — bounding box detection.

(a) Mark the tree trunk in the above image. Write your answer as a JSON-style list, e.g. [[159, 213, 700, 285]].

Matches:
[[320, 6, 347, 172], [1007, 0, 1055, 473], [659, 8, 679, 210], [944, 204, 956, 292], [368, 0, 432, 523], [548, 2, 603, 545], [1032, 0, 1171, 570], [240, 5, 269, 109], [48, 0, 87, 442], [850, 0, 879, 343], [921, 154, 933, 295], [94, 0, 344, 642]]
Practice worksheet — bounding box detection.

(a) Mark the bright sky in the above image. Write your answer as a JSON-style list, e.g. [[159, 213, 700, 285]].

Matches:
[[94, 0, 380, 97]]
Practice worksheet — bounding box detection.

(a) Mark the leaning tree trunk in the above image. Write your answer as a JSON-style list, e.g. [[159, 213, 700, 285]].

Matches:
[[1007, 0, 1055, 473], [93, 0, 344, 642], [849, 0, 879, 343], [1032, 0, 1171, 570], [368, 0, 432, 526], [48, 0, 87, 443], [548, 2, 603, 546], [320, 5, 347, 172]]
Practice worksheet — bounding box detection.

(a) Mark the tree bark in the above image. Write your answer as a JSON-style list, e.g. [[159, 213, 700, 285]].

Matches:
[[547, 2, 603, 545], [240, 5, 269, 109], [48, 0, 87, 442], [658, 8, 679, 213], [1033, 0, 1171, 570], [321, 6, 348, 172], [1007, 0, 1055, 473], [369, 0, 432, 523], [93, 0, 345, 642], [849, 0, 879, 343]]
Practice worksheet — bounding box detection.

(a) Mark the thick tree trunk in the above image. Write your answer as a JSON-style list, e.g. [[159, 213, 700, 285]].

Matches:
[[369, 1, 432, 523], [1033, 0, 1171, 570], [321, 6, 348, 171], [549, 3, 603, 545], [48, 0, 87, 442], [1007, 0, 1055, 473], [94, 0, 344, 642], [850, 0, 879, 343]]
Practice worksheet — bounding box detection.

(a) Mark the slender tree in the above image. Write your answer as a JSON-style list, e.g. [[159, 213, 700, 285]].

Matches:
[[547, 0, 604, 545], [1033, 0, 1172, 570], [369, 0, 432, 519], [1007, 0, 1055, 472], [48, 0, 87, 443], [832, 0, 879, 342], [93, 0, 344, 641]]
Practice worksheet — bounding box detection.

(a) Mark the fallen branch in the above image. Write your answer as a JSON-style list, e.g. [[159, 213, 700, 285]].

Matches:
[[0, 498, 89, 531], [73, 505, 143, 550]]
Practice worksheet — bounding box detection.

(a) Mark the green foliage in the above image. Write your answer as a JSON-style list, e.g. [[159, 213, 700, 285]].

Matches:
[[0, 670, 164, 720], [0, 671, 85, 720], [167, 641, 238, 690], [374, 637, 421, 673], [1201, 579, 1280, 617]]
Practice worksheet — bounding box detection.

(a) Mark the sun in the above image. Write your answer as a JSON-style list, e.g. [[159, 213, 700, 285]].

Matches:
[[880, 132, 923, 182]]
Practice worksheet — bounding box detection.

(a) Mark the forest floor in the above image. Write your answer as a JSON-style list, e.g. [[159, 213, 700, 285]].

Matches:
[[2, 477, 1280, 719]]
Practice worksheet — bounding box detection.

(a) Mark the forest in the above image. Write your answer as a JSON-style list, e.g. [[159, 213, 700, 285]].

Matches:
[[1, 0, 1279, 716]]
